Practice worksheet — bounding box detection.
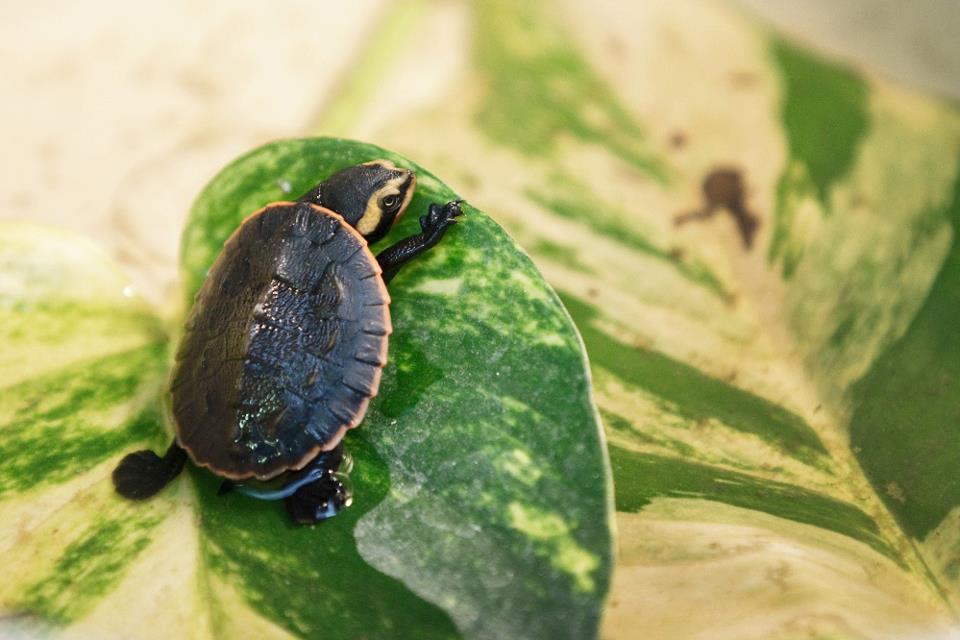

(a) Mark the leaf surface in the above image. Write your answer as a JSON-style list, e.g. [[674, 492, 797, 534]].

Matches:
[[0, 139, 613, 640]]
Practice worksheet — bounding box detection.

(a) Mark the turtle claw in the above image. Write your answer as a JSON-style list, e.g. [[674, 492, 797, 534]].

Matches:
[[419, 200, 464, 241]]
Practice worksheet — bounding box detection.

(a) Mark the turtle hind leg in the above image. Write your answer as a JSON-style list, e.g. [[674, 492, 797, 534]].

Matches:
[[284, 443, 353, 524], [285, 472, 352, 524], [112, 441, 187, 500]]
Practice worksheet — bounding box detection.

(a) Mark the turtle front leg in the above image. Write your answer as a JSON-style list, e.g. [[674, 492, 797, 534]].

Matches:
[[376, 200, 463, 284], [113, 441, 187, 500]]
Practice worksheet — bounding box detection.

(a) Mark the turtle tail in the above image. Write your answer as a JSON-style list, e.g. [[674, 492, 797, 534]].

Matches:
[[112, 442, 187, 500]]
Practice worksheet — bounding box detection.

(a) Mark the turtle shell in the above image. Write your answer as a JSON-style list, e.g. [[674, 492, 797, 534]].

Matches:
[[170, 202, 392, 480]]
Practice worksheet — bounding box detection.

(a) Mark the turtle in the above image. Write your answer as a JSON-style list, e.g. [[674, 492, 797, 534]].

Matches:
[[112, 159, 463, 524]]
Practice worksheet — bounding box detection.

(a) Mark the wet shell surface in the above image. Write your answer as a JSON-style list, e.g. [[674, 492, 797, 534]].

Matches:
[[170, 202, 392, 480]]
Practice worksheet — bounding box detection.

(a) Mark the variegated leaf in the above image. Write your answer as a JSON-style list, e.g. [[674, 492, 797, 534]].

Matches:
[[317, 1, 960, 637]]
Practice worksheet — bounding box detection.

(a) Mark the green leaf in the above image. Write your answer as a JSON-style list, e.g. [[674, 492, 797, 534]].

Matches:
[[312, 1, 960, 637], [0, 140, 612, 639], [0, 226, 172, 632], [768, 39, 870, 275]]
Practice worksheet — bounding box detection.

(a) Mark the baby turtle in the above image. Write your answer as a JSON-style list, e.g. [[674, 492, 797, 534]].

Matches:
[[113, 160, 463, 524]]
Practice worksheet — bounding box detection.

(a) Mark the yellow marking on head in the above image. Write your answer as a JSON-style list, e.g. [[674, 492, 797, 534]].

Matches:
[[357, 172, 415, 236], [395, 172, 416, 222]]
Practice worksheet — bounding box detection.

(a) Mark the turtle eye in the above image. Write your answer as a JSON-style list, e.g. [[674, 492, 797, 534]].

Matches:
[[381, 194, 400, 211]]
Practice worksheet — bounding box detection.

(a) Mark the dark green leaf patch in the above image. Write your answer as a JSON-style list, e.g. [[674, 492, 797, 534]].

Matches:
[[609, 444, 897, 562], [0, 343, 168, 498], [560, 292, 829, 465], [14, 511, 165, 624], [850, 156, 960, 540], [768, 38, 870, 275], [195, 435, 459, 640], [472, 0, 668, 182]]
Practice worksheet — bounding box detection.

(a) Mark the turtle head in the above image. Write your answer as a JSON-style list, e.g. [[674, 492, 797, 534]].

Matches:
[[298, 160, 416, 244]]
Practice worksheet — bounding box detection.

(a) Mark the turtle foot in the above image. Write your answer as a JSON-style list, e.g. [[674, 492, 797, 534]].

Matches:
[[285, 471, 353, 524], [419, 200, 463, 242]]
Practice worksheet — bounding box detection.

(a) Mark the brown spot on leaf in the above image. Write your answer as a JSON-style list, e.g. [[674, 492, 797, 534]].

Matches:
[[668, 131, 687, 149], [607, 36, 626, 57], [924, 374, 953, 397], [885, 481, 907, 504], [729, 70, 758, 88], [674, 167, 760, 249], [850, 192, 870, 209], [765, 561, 791, 593], [9, 191, 33, 208]]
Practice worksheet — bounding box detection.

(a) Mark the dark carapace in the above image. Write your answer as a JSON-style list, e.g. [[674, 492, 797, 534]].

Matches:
[[113, 160, 463, 524]]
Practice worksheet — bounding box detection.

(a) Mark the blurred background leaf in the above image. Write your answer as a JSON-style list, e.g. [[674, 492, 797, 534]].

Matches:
[[311, 2, 960, 638]]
